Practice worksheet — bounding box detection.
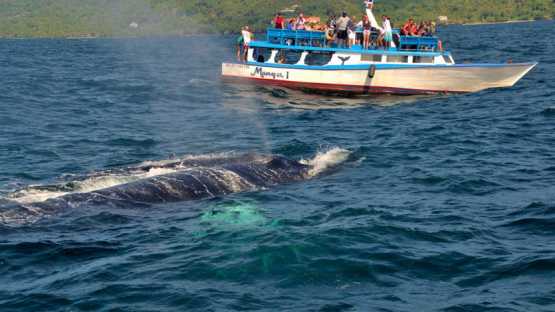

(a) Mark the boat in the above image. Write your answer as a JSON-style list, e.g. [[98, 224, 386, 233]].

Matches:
[[221, 9, 537, 95]]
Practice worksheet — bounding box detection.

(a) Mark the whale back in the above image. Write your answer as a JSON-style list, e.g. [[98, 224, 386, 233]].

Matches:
[[30, 155, 309, 210]]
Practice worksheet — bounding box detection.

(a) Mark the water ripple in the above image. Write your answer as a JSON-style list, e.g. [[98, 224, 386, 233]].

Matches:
[[0, 21, 553, 311]]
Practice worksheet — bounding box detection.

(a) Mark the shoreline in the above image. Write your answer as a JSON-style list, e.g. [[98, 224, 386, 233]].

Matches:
[[0, 18, 552, 40], [0, 33, 223, 40], [454, 19, 548, 26]]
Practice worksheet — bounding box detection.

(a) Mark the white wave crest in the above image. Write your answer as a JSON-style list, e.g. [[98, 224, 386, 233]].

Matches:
[[8, 167, 180, 204], [135, 151, 241, 168], [4, 152, 251, 205], [301, 147, 351, 177]]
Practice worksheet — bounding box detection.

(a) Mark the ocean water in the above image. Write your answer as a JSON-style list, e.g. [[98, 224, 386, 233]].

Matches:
[[0, 20, 554, 311]]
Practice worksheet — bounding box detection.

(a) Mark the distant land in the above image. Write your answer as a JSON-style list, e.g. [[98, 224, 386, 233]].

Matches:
[[0, 0, 553, 38]]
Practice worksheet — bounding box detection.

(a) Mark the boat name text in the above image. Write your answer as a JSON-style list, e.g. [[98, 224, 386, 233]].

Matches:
[[251, 67, 289, 80]]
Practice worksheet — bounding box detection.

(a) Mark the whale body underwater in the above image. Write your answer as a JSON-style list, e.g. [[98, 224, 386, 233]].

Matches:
[[0, 149, 350, 223]]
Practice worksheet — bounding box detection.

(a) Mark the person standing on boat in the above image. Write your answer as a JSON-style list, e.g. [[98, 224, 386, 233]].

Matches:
[[335, 12, 351, 48], [362, 15, 372, 49], [295, 13, 306, 30], [274, 12, 284, 29], [241, 26, 252, 62], [378, 16, 393, 49], [355, 17, 364, 46], [348, 16, 357, 48]]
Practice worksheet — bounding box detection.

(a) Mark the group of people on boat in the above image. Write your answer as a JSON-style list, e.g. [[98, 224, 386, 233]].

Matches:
[[273, 12, 313, 31], [323, 12, 393, 49], [321, 4, 435, 49], [401, 18, 435, 37], [235, 0, 438, 61]]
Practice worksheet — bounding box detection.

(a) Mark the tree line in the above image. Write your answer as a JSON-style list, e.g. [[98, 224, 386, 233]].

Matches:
[[0, 0, 552, 37]]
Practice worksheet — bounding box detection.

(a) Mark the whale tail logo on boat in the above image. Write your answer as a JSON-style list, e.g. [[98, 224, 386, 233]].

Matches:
[[338, 56, 351, 66]]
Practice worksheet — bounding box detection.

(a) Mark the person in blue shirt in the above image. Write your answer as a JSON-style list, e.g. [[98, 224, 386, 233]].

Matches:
[[287, 19, 295, 31]]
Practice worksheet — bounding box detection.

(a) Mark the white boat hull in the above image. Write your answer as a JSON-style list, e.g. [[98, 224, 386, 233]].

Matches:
[[221, 62, 536, 94]]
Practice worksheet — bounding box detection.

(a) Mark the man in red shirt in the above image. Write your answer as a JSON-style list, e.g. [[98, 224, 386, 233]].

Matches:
[[402, 18, 418, 36], [274, 13, 285, 29]]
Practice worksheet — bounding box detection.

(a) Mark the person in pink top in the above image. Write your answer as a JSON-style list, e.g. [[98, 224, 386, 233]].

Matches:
[[362, 15, 372, 49], [295, 13, 306, 30]]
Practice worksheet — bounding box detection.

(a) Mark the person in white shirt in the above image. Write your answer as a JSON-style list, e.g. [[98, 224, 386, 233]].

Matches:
[[364, 0, 374, 10], [241, 26, 252, 61], [335, 12, 351, 48], [377, 16, 394, 49], [348, 16, 358, 48], [295, 13, 306, 30]]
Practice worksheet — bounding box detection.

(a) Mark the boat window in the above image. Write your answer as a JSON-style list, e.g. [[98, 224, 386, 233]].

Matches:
[[413, 56, 434, 64], [252, 47, 272, 63], [274, 49, 303, 64], [386, 55, 409, 63], [361, 54, 383, 62], [305, 51, 334, 66], [442, 55, 454, 64]]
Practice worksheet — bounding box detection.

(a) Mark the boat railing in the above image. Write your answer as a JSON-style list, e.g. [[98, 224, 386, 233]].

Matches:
[[399, 36, 439, 51], [265, 28, 439, 52], [267, 28, 325, 46]]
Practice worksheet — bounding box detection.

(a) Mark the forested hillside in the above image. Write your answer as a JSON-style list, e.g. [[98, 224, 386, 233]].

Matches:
[[0, 0, 552, 37]]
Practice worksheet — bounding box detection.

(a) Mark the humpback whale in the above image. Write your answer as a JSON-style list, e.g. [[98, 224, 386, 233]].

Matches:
[[0, 149, 350, 224]]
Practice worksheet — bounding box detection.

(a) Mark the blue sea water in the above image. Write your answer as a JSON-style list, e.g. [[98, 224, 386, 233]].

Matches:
[[0, 20, 554, 311]]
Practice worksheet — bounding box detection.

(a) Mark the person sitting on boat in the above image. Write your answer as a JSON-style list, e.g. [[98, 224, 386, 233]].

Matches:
[[335, 12, 351, 48], [274, 12, 284, 29], [241, 26, 252, 62], [422, 21, 434, 36], [287, 18, 296, 31], [295, 13, 306, 30], [429, 21, 437, 35], [401, 18, 418, 36], [401, 19, 409, 35], [325, 23, 336, 47], [417, 21, 427, 36], [276, 52, 286, 64], [362, 15, 372, 49]]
